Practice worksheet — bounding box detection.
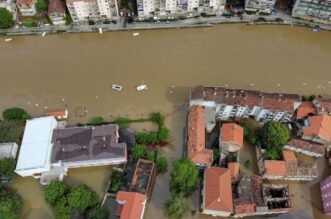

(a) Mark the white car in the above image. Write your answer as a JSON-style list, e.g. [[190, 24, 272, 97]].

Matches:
[[186, 13, 193, 18]]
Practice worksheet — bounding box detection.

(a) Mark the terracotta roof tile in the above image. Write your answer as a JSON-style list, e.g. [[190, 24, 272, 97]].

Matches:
[[116, 192, 146, 219], [188, 106, 213, 166], [317, 99, 331, 114], [283, 150, 297, 163], [296, 102, 317, 120], [45, 109, 67, 117], [303, 114, 331, 142], [48, 0, 66, 14], [16, 0, 35, 8], [221, 123, 244, 149], [285, 138, 325, 156], [204, 167, 233, 213], [228, 162, 240, 182], [234, 198, 256, 215], [264, 160, 287, 176]]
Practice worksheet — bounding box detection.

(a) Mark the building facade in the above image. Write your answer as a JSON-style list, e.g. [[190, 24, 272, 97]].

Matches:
[[48, 0, 66, 25], [16, 0, 36, 16], [292, 0, 331, 24], [190, 86, 301, 124], [245, 0, 276, 14], [66, 0, 118, 22]]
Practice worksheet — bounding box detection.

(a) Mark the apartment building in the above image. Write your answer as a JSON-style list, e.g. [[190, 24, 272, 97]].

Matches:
[[292, 0, 331, 24], [16, 0, 36, 16], [137, 0, 226, 17], [190, 86, 301, 124], [245, 0, 276, 14], [66, 0, 118, 22]]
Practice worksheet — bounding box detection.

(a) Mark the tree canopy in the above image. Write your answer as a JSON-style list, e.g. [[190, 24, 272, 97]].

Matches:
[[0, 189, 23, 219], [36, 0, 48, 12], [0, 8, 13, 29], [86, 206, 109, 219], [170, 158, 199, 195], [0, 157, 16, 179], [261, 121, 290, 160], [2, 108, 30, 121], [156, 156, 167, 173], [164, 193, 189, 219], [157, 127, 170, 143], [130, 144, 148, 161], [53, 198, 72, 219], [44, 180, 70, 206], [0, 120, 24, 143], [67, 185, 99, 212]]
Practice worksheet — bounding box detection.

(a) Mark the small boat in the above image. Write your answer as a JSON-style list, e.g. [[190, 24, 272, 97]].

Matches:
[[99, 27, 103, 34], [42, 32, 46, 37], [133, 32, 140, 36], [112, 84, 123, 91], [136, 84, 148, 91], [4, 38, 12, 42]]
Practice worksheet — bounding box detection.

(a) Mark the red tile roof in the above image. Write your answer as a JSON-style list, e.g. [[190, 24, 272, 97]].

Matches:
[[16, 0, 35, 8], [228, 162, 240, 182], [296, 102, 317, 120], [188, 106, 213, 166], [303, 114, 331, 142], [204, 167, 233, 213], [285, 138, 325, 156], [283, 150, 297, 163], [221, 123, 244, 148], [318, 99, 331, 114], [48, 0, 66, 14], [264, 160, 287, 176], [116, 192, 146, 219], [234, 198, 256, 215], [45, 109, 67, 117]]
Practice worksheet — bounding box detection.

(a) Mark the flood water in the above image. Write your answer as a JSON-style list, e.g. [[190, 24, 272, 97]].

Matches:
[[0, 24, 330, 219]]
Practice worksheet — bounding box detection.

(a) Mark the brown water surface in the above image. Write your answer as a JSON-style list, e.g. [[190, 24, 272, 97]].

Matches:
[[0, 24, 330, 219]]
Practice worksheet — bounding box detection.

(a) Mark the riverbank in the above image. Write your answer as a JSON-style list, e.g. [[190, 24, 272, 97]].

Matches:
[[1, 13, 330, 37]]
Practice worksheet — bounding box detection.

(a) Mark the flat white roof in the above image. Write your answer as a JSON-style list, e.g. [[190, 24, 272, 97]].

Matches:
[[16, 116, 57, 171]]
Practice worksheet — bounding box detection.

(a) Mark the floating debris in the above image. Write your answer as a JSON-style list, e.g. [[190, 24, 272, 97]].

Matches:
[[42, 32, 46, 37], [170, 85, 175, 88], [27, 101, 31, 105], [99, 28, 103, 34], [133, 32, 140, 37], [224, 84, 228, 87], [62, 98, 65, 102], [44, 106, 48, 109], [250, 83, 255, 86], [136, 84, 148, 91], [170, 90, 174, 94], [35, 103, 39, 107], [302, 82, 307, 86], [112, 84, 123, 91], [276, 83, 281, 87], [4, 38, 12, 42]]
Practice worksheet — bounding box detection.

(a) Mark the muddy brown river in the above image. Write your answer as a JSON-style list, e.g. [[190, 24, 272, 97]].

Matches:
[[0, 24, 331, 219]]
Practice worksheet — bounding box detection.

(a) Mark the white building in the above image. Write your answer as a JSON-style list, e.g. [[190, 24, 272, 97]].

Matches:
[[292, 0, 331, 24], [15, 117, 59, 178], [66, 0, 118, 22], [48, 0, 66, 25], [190, 86, 301, 124], [245, 0, 276, 14], [16, 0, 36, 16], [0, 0, 16, 13], [0, 142, 18, 160]]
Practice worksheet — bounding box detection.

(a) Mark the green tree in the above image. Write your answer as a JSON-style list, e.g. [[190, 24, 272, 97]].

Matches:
[[90, 117, 105, 126], [53, 198, 72, 219], [0, 120, 24, 143], [2, 108, 30, 121], [212, 148, 220, 166], [108, 170, 122, 193], [0, 158, 16, 179], [86, 206, 109, 219], [130, 144, 147, 161], [149, 112, 164, 127], [245, 160, 252, 168], [136, 132, 159, 145], [44, 180, 70, 206], [156, 156, 167, 173], [158, 127, 170, 143], [0, 189, 23, 219], [36, 0, 48, 12], [164, 193, 189, 219], [261, 121, 290, 160], [67, 185, 99, 212], [170, 158, 199, 195], [0, 8, 13, 29]]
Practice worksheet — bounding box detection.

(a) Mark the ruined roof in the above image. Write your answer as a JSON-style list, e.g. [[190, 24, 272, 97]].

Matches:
[[317, 99, 331, 114], [296, 101, 317, 120], [187, 106, 213, 166], [116, 191, 146, 219], [204, 167, 233, 213], [303, 114, 331, 142], [228, 162, 240, 182], [221, 123, 244, 147], [130, 159, 155, 196], [264, 160, 287, 176], [51, 125, 127, 164], [191, 86, 300, 112], [286, 138, 325, 156], [283, 150, 297, 163], [48, 0, 66, 14], [234, 198, 256, 215]]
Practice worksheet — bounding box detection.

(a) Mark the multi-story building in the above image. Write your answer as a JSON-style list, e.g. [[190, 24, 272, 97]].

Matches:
[[66, 0, 118, 22], [190, 86, 301, 124], [116, 191, 147, 219], [245, 0, 276, 14], [0, 0, 16, 13], [300, 114, 331, 144], [48, 0, 66, 25], [16, 0, 36, 16], [137, 0, 226, 17], [321, 176, 331, 215], [292, 0, 331, 24]]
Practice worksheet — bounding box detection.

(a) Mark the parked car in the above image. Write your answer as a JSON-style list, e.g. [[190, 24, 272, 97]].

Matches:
[[103, 20, 111, 24], [111, 20, 117, 24], [187, 13, 193, 18]]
